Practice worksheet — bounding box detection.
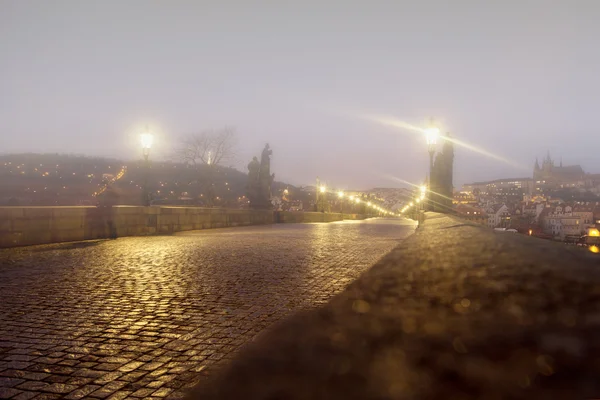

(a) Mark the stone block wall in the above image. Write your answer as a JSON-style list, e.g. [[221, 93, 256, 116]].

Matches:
[[276, 211, 367, 223], [0, 207, 370, 248], [0, 206, 274, 248]]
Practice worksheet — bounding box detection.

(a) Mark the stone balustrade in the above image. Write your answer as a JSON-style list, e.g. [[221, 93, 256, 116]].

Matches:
[[0, 206, 274, 248], [0, 207, 371, 248]]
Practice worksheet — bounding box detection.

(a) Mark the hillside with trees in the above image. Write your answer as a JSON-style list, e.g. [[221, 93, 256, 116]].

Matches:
[[0, 153, 299, 208]]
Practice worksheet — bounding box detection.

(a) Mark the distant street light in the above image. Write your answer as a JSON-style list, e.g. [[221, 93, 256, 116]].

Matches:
[[316, 177, 321, 212], [338, 191, 344, 214], [141, 129, 154, 206], [141, 132, 154, 155], [317, 183, 327, 212]]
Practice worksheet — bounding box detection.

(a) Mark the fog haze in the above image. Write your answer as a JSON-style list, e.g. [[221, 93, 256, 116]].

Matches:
[[2, 0, 599, 189]]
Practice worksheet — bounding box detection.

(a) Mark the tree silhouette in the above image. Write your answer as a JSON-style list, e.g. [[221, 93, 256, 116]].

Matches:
[[175, 127, 237, 206]]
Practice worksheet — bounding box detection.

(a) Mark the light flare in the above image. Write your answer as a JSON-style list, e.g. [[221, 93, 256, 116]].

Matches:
[[362, 114, 527, 170]]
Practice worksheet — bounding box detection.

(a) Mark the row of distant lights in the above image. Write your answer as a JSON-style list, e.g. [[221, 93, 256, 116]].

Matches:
[[318, 186, 395, 216], [93, 167, 127, 197], [399, 185, 427, 216]]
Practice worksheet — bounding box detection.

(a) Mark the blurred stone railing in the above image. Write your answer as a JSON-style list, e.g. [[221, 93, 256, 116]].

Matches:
[[275, 211, 367, 223], [0, 206, 274, 248], [0, 207, 371, 248]]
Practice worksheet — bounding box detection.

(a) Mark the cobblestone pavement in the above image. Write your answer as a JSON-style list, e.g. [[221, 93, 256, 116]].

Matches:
[[0, 218, 415, 400]]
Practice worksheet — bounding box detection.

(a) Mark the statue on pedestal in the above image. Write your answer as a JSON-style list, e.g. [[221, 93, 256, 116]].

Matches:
[[247, 156, 260, 207], [247, 144, 274, 209]]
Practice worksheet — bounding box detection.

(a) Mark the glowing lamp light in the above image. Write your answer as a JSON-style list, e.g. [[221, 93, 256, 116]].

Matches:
[[590, 245, 599, 254], [425, 127, 439, 146], [141, 132, 154, 150], [338, 191, 344, 198], [589, 228, 600, 237], [319, 185, 326, 193], [420, 185, 427, 194]]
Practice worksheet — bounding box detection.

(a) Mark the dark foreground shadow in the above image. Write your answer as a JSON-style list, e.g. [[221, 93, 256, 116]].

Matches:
[[186, 213, 600, 400]]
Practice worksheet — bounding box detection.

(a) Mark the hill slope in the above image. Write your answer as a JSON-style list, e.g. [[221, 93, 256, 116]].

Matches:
[[0, 153, 296, 207]]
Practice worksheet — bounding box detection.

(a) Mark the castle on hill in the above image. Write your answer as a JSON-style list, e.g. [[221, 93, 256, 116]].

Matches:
[[533, 152, 585, 184]]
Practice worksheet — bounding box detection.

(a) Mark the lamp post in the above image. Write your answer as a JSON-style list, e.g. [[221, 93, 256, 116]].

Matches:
[[282, 188, 290, 211], [319, 184, 327, 212], [315, 177, 321, 212], [425, 118, 439, 211], [338, 191, 344, 214], [419, 184, 426, 211], [141, 130, 154, 206]]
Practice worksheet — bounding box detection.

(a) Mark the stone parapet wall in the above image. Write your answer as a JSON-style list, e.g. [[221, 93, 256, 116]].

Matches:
[[0, 208, 370, 248], [276, 211, 367, 223], [0, 206, 274, 248]]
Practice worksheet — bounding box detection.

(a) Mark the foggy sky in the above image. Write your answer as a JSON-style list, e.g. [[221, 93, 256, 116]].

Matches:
[[2, 1, 600, 189]]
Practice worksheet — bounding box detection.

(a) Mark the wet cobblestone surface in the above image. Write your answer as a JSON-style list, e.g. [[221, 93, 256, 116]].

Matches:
[[0, 219, 415, 399]]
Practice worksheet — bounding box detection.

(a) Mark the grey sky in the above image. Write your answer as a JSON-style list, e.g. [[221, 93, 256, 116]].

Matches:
[[1, 1, 599, 189]]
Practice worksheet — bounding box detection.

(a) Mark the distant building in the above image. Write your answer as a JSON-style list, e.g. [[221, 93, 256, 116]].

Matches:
[[573, 205, 595, 232], [453, 192, 477, 205], [462, 178, 534, 200], [271, 196, 283, 210], [534, 152, 585, 192], [485, 204, 510, 228], [539, 204, 592, 241], [585, 174, 600, 196], [455, 204, 487, 226], [522, 202, 545, 221], [289, 200, 303, 211]]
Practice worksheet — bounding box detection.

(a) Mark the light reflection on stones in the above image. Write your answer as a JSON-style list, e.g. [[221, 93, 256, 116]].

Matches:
[[0, 219, 415, 399]]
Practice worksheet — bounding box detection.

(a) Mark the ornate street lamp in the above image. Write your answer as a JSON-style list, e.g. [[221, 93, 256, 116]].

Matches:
[[425, 118, 439, 211], [140, 129, 154, 206], [319, 185, 327, 212], [425, 120, 439, 178]]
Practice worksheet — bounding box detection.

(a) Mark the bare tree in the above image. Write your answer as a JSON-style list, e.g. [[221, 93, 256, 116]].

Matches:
[[176, 127, 237, 206], [177, 127, 237, 167]]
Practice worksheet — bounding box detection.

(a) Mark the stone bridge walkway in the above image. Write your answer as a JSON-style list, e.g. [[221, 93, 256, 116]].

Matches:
[[0, 219, 415, 400]]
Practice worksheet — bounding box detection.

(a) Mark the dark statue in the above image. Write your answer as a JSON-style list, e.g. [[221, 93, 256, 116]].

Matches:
[[247, 144, 274, 209], [247, 156, 260, 207]]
